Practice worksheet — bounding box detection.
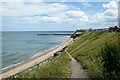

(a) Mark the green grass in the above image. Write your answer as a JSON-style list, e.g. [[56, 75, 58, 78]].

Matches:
[[17, 52, 71, 78], [16, 32, 118, 78], [67, 32, 118, 78]]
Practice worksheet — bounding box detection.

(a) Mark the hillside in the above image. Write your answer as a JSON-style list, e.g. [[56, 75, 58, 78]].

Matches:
[[17, 52, 71, 78], [16, 32, 118, 78], [67, 32, 118, 78]]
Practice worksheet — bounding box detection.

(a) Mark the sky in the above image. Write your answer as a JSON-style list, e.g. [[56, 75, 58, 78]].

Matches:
[[0, 0, 118, 31]]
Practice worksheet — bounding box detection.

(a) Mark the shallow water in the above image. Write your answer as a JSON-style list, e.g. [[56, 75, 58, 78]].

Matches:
[[2, 31, 73, 68]]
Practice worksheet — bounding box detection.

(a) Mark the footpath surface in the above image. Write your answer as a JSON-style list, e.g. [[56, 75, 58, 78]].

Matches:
[[65, 50, 89, 78]]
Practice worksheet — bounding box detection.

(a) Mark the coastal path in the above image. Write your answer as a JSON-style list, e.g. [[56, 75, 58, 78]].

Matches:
[[65, 40, 89, 78], [65, 50, 89, 78]]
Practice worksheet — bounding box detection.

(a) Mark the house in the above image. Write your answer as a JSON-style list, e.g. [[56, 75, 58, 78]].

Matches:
[[109, 26, 119, 32], [118, 28, 120, 32]]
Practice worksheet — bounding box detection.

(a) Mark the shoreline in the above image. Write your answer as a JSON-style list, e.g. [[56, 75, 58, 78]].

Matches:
[[2, 36, 70, 70], [1, 38, 73, 78], [2, 36, 69, 71], [2, 44, 60, 72]]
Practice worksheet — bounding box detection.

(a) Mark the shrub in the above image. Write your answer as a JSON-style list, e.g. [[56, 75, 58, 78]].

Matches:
[[101, 43, 120, 78]]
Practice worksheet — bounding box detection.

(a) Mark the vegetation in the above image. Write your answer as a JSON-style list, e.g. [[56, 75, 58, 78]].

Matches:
[[16, 32, 119, 79], [17, 52, 71, 78], [101, 43, 120, 79], [67, 32, 118, 79]]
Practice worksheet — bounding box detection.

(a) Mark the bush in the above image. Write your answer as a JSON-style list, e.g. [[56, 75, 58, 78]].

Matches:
[[101, 43, 120, 78]]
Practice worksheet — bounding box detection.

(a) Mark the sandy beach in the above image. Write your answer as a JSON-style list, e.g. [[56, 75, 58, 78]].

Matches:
[[1, 38, 73, 79]]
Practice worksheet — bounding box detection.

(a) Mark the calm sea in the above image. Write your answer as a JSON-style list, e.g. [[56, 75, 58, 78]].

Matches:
[[2, 31, 73, 69]]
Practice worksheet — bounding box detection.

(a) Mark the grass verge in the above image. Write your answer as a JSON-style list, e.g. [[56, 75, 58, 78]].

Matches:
[[17, 52, 71, 78], [67, 32, 118, 78]]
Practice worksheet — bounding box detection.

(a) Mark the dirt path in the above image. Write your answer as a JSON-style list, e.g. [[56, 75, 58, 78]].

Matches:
[[66, 50, 89, 78]]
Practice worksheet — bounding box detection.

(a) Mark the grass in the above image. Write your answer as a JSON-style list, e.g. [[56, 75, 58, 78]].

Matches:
[[16, 32, 118, 78], [17, 52, 71, 78], [67, 32, 118, 78]]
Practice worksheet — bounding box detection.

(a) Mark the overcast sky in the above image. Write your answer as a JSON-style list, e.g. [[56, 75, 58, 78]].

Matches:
[[1, 0, 118, 31]]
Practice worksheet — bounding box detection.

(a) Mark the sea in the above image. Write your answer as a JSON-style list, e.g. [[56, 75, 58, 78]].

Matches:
[[2, 31, 74, 70]]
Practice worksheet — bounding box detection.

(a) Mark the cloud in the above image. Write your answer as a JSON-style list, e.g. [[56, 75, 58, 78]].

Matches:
[[103, 1, 118, 10], [29, 0, 43, 2], [66, 10, 85, 18], [24, 16, 63, 24], [81, 2, 92, 7], [0, 5, 2, 16], [2, 2, 89, 24], [1, 0, 43, 2], [2, 2, 68, 16], [2, 1, 118, 30], [23, 10, 88, 24], [2, 0, 23, 2], [89, 1, 118, 24], [103, 1, 118, 18], [65, 10, 88, 23]]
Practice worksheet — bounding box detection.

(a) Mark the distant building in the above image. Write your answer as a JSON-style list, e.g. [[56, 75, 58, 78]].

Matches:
[[76, 32, 82, 35], [71, 30, 83, 39], [118, 28, 120, 32], [101, 28, 109, 32], [95, 29, 102, 32], [109, 26, 119, 32]]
